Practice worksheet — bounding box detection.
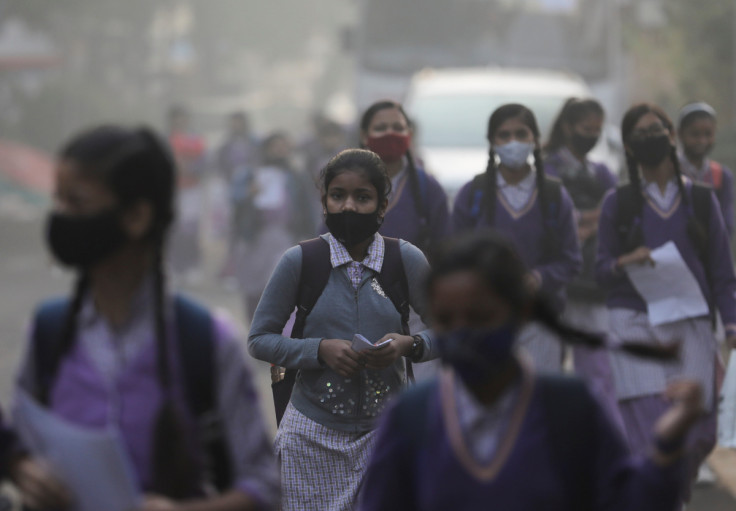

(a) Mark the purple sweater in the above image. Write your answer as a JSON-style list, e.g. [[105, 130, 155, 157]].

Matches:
[[452, 175, 582, 310], [596, 182, 736, 335], [359, 370, 684, 511]]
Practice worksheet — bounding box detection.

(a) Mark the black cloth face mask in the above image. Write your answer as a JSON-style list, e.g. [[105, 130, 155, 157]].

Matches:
[[629, 134, 673, 167], [325, 210, 382, 247], [570, 133, 598, 156], [46, 209, 128, 268]]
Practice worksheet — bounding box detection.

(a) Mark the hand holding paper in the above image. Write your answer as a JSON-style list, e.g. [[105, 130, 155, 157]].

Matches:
[[351, 334, 393, 353]]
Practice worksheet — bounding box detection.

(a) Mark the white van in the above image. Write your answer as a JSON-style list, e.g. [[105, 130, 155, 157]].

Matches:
[[403, 67, 621, 196]]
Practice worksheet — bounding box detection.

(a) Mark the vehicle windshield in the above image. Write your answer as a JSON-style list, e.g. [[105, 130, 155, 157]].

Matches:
[[410, 94, 569, 148]]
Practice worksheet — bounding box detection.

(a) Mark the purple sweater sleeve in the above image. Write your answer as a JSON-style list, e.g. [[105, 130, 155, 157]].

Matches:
[[595, 189, 627, 289], [703, 189, 736, 333], [718, 166, 734, 237], [533, 187, 582, 293], [596, 163, 618, 192]]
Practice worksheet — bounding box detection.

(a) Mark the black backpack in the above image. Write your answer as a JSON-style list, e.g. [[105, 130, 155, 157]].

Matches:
[[32, 295, 233, 491], [467, 173, 564, 257], [271, 236, 411, 425]]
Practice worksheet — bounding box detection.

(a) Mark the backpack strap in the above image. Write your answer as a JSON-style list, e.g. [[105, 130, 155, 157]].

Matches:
[[375, 237, 410, 336], [32, 298, 71, 399], [539, 176, 563, 256], [173, 295, 232, 491], [689, 183, 715, 326], [538, 375, 596, 511], [468, 173, 488, 223], [709, 161, 723, 190], [292, 238, 333, 338]]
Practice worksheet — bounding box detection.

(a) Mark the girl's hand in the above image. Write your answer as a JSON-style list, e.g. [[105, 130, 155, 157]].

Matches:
[[616, 246, 653, 268], [136, 494, 178, 511], [652, 380, 704, 458], [10, 456, 72, 511], [361, 334, 413, 370], [318, 339, 364, 377]]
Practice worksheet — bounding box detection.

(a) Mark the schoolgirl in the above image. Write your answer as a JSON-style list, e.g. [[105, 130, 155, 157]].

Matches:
[[677, 101, 734, 237], [452, 103, 582, 372], [359, 100, 451, 259], [15, 126, 279, 510], [596, 103, 736, 498], [543, 98, 621, 427], [358, 233, 701, 511], [248, 148, 436, 510]]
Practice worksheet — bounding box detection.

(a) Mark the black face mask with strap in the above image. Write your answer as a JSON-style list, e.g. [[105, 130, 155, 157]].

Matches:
[[46, 209, 127, 268], [325, 210, 382, 247]]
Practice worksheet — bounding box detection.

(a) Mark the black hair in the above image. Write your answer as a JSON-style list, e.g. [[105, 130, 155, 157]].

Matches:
[[545, 97, 605, 153], [45, 125, 196, 497], [427, 232, 678, 360], [621, 103, 707, 252], [359, 100, 424, 221], [482, 104, 547, 226], [320, 148, 392, 207]]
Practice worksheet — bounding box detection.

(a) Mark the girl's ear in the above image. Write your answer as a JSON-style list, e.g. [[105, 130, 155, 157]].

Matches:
[[122, 200, 154, 240], [378, 197, 389, 219], [360, 131, 369, 148]]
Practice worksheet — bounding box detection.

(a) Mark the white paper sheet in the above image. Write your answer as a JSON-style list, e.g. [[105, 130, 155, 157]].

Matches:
[[624, 241, 709, 326], [351, 334, 393, 352], [718, 354, 736, 448], [13, 390, 141, 511]]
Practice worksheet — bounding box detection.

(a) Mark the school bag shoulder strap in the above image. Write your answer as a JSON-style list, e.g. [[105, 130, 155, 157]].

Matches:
[[613, 183, 641, 250], [709, 161, 723, 190], [468, 173, 487, 221], [537, 375, 596, 511], [292, 237, 333, 338], [32, 297, 71, 396], [375, 237, 410, 335]]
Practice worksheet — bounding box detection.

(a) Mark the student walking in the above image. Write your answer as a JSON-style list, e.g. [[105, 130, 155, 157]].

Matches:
[[452, 103, 582, 372], [359, 100, 451, 259], [248, 148, 436, 511], [596, 103, 736, 501], [358, 233, 702, 511], [16, 126, 279, 510], [544, 98, 621, 428], [677, 101, 734, 238]]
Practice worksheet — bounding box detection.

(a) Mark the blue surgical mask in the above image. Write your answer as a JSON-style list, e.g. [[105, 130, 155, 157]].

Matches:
[[494, 140, 535, 170], [438, 323, 518, 386]]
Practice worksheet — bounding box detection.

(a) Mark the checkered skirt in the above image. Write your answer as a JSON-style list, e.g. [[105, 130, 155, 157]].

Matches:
[[274, 403, 377, 511]]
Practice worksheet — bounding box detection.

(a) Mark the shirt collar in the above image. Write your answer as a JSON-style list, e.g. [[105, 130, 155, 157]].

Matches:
[[78, 273, 157, 329], [557, 147, 595, 177], [678, 152, 710, 178], [325, 232, 384, 273], [496, 169, 537, 191]]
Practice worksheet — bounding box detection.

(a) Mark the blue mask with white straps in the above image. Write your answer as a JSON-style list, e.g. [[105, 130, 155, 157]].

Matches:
[[494, 140, 535, 170]]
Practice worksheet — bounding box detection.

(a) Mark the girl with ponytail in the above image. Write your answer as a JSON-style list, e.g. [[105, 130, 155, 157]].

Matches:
[[596, 103, 736, 502], [15, 126, 279, 510], [359, 232, 701, 511], [451, 103, 582, 373], [359, 100, 451, 259]]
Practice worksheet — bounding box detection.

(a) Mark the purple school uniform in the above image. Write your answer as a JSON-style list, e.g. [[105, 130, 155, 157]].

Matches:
[[380, 168, 451, 256], [595, 180, 736, 336], [451, 175, 582, 311], [679, 156, 735, 237], [358, 369, 684, 511], [17, 294, 280, 508]]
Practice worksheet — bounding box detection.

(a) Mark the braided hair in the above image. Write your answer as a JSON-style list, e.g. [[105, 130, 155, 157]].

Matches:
[[42, 126, 197, 497], [621, 104, 707, 252]]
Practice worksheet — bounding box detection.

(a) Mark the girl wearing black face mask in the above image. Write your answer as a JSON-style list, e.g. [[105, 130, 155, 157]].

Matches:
[[248, 148, 437, 510], [544, 98, 622, 428], [596, 103, 736, 502], [16, 126, 280, 511], [359, 232, 702, 511]]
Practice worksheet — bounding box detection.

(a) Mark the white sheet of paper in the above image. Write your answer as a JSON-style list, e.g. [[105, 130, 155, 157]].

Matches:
[[351, 334, 393, 352], [13, 389, 141, 511], [624, 241, 709, 326]]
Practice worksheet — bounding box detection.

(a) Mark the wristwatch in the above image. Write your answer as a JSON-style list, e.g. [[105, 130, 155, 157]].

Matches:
[[408, 335, 424, 363]]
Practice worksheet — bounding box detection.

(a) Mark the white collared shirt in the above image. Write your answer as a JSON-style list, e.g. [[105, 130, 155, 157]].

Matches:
[[496, 169, 537, 212], [643, 178, 680, 211]]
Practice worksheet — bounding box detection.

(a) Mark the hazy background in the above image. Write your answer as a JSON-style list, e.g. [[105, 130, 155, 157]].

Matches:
[[0, 0, 734, 165]]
